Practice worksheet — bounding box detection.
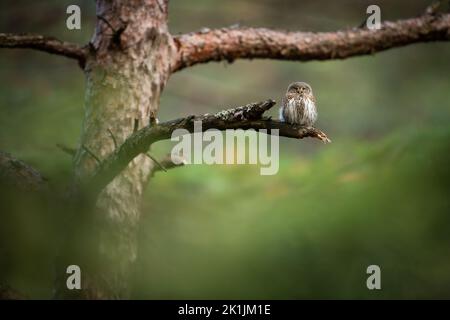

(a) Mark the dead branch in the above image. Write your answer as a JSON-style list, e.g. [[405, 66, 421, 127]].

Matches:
[[88, 99, 330, 193], [0, 151, 47, 192], [56, 144, 77, 157], [151, 154, 186, 176], [144, 152, 167, 172], [0, 33, 87, 67], [172, 13, 450, 72]]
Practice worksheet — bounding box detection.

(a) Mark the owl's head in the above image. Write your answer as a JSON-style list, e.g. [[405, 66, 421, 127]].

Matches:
[[287, 82, 312, 95]]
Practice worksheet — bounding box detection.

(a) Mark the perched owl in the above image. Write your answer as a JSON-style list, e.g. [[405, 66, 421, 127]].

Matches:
[[279, 82, 317, 127]]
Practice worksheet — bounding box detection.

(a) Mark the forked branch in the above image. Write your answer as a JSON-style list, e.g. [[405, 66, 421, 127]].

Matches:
[[88, 99, 330, 193]]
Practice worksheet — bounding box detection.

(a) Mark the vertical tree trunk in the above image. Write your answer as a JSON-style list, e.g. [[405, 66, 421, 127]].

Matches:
[[55, 0, 176, 299]]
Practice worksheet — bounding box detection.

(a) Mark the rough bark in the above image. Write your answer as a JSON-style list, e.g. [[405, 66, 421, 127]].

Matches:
[[150, 154, 186, 176], [55, 0, 176, 299], [173, 12, 450, 71]]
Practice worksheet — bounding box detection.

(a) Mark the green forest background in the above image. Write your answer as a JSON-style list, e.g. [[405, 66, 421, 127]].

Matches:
[[0, 0, 449, 299]]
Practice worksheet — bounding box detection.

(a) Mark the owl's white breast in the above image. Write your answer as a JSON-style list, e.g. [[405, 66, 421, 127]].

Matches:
[[282, 97, 317, 126]]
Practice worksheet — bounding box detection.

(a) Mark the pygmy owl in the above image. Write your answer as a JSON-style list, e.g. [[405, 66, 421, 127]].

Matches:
[[279, 82, 317, 127]]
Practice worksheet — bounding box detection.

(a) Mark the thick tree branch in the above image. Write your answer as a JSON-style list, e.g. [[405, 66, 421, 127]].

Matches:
[[88, 99, 330, 193], [0, 151, 47, 192], [0, 33, 87, 66], [172, 12, 450, 72]]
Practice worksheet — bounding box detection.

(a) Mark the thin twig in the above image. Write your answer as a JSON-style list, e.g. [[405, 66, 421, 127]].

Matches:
[[56, 144, 77, 157], [133, 119, 139, 133], [82, 145, 101, 165], [107, 129, 118, 150], [145, 153, 167, 172], [97, 15, 116, 32], [152, 154, 185, 176]]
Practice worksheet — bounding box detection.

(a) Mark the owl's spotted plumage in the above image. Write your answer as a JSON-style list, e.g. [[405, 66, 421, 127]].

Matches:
[[279, 82, 317, 127]]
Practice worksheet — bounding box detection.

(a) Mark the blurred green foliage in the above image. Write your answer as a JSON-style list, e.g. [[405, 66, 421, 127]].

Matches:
[[135, 127, 450, 299], [0, 0, 449, 299]]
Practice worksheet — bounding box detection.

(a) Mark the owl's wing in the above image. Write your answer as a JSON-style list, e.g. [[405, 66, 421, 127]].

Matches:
[[279, 96, 286, 122], [279, 105, 285, 122], [311, 93, 316, 105]]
